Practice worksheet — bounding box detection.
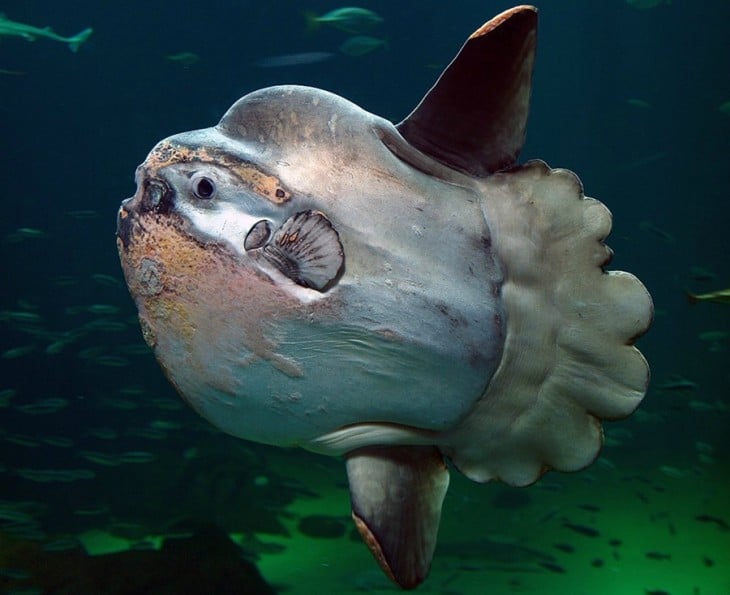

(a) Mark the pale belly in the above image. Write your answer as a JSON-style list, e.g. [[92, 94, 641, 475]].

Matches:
[[146, 276, 504, 447]]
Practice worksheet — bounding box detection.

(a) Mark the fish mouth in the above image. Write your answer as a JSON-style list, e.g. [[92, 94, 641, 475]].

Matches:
[[116, 178, 174, 248], [115, 200, 135, 249]]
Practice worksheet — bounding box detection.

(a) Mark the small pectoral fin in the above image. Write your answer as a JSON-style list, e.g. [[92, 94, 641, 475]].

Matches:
[[345, 445, 449, 590], [262, 210, 344, 291]]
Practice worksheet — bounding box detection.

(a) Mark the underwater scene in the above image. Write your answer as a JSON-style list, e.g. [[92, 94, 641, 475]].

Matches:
[[1, 1, 728, 593]]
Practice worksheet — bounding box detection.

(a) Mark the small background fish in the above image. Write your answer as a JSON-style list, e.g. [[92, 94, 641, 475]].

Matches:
[[339, 35, 387, 57], [254, 51, 334, 68], [687, 288, 730, 305], [305, 7, 383, 34], [166, 51, 201, 66]]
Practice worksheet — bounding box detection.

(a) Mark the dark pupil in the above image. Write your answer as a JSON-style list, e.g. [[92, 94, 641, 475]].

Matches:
[[195, 177, 215, 199]]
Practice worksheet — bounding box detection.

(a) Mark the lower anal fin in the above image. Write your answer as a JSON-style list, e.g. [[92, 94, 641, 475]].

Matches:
[[345, 445, 450, 589]]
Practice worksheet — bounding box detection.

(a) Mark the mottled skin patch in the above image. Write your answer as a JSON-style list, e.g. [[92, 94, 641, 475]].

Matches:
[[144, 140, 291, 204], [117, 209, 316, 408]]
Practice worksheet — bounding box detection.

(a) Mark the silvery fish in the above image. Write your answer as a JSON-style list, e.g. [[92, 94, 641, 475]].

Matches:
[[687, 288, 730, 305], [305, 7, 383, 34], [0, 13, 92, 52]]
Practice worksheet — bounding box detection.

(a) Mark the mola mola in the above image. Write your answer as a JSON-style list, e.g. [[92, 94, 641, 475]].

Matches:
[[117, 5, 651, 589]]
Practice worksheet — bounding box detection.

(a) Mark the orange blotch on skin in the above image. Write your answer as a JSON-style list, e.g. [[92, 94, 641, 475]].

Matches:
[[144, 140, 292, 204]]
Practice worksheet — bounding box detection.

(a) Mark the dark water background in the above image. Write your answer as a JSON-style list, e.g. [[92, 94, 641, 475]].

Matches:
[[1, 1, 728, 593]]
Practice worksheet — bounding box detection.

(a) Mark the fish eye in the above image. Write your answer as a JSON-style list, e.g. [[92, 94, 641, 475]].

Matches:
[[191, 173, 216, 199]]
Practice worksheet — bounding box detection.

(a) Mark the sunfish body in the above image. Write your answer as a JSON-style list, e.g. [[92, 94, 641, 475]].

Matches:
[[0, 13, 92, 52], [117, 6, 651, 589]]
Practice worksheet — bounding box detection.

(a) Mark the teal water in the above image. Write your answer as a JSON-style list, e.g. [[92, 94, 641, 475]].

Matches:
[[1, 1, 728, 593]]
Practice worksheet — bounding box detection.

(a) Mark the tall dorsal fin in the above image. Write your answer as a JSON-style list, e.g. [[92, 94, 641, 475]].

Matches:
[[397, 5, 538, 177]]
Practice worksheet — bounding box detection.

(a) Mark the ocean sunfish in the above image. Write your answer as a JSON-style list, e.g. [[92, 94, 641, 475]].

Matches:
[[117, 6, 651, 589]]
